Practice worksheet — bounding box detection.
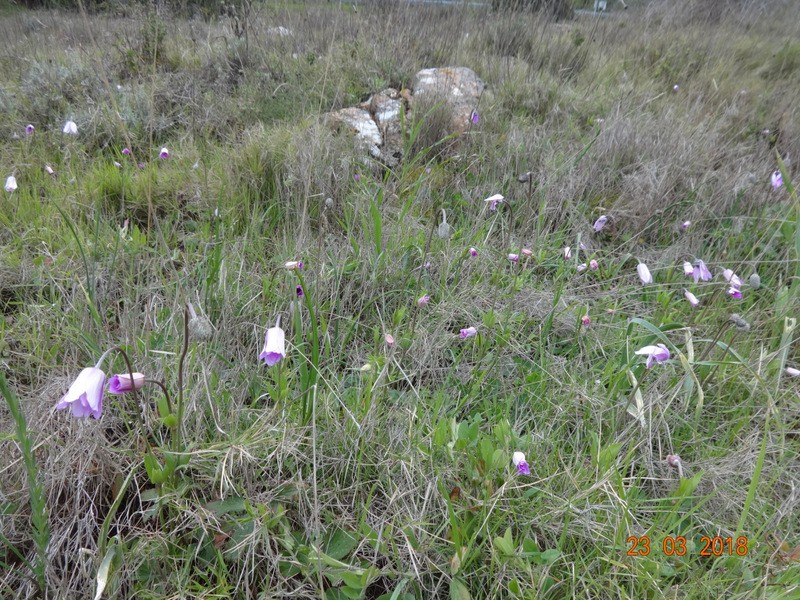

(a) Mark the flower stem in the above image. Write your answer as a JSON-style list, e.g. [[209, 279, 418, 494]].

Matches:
[[174, 304, 190, 451]]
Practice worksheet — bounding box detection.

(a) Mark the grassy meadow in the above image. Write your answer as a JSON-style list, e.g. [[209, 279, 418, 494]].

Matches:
[[1, 0, 800, 597]]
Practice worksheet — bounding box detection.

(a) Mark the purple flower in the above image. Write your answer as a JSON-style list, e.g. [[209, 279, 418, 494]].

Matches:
[[563, 246, 572, 260], [673, 84, 679, 92], [63, 120, 78, 135], [694, 260, 712, 282], [45, 165, 54, 176], [285, 260, 304, 270], [417, 294, 431, 306], [55, 367, 105, 419], [684, 289, 700, 307], [727, 286, 742, 299], [577, 263, 587, 273], [470, 110, 480, 125], [108, 373, 145, 394], [508, 253, 519, 263], [25, 124, 34, 135], [666, 454, 681, 468], [593, 215, 608, 232], [786, 367, 800, 377], [637, 263, 653, 284], [424, 261, 431, 269], [159, 147, 170, 159], [683, 262, 694, 278], [635, 343, 671, 368], [122, 147, 131, 155], [296, 284, 304, 298], [771, 170, 783, 189], [589, 259, 599, 271], [259, 324, 286, 366], [5, 176, 17, 193], [581, 314, 591, 327], [680, 220, 691, 231], [512, 451, 530, 476], [722, 268, 742, 288], [484, 193, 504, 212], [521, 248, 532, 257], [353, 173, 361, 183], [459, 326, 477, 339], [385, 333, 395, 347], [469, 247, 478, 257]]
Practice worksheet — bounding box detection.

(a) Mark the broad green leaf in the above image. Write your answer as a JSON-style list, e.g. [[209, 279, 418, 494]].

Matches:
[[450, 577, 472, 600]]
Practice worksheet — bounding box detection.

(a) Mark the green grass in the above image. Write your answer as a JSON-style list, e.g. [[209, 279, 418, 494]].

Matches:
[[1, 0, 800, 598]]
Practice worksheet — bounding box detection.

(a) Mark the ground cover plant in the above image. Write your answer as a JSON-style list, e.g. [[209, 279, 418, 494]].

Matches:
[[1, 0, 799, 597]]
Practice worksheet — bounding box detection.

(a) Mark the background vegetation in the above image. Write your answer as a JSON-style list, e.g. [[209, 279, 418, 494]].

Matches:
[[1, 0, 799, 598]]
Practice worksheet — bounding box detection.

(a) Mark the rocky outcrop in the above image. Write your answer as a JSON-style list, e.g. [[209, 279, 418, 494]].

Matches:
[[326, 67, 485, 166]]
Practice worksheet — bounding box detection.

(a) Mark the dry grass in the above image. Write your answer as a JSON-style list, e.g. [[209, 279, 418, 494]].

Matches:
[[1, 0, 799, 598]]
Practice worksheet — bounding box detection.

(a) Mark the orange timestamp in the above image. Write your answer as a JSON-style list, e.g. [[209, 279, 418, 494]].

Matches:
[[626, 535, 749, 557]]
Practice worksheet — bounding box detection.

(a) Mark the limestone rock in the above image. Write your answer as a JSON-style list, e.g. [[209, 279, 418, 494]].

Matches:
[[411, 67, 485, 133]]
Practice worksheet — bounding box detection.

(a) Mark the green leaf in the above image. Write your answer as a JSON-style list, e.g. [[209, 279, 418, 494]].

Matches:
[[93, 540, 117, 600], [540, 548, 561, 564], [340, 571, 365, 590], [450, 577, 472, 600], [143, 452, 165, 485], [494, 527, 515, 556], [206, 496, 247, 516], [324, 529, 358, 561]]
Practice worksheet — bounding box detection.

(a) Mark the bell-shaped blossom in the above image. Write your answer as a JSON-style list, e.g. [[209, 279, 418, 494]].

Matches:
[[113, 161, 122, 168], [5, 176, 17, 193], [563, 246, 572, 260], [122, 147, 131, 155], [384, 334, 395, 347], [512, 451, 530, 476], [577, 263, 588, 273], [55, 367, 105, 419], [470, 110, 480, 125], [749, 273, 761, 289], [785, 367, 800, 377], [637, 263, 653, 284], [63, 120, 78, 135], [259, 324, 286, 366], [296, 284, 304, 298], [589, 259, 599, 271], [284, 260, 304, 270], [694, 260, 712, 282], [353, 173, 360, 182], [508, 253, 519, 263], [771, 170, 783, 189], [159, 147, 170, 159], [25, 124, 34, 135], [635, 343, 670, 368], [45, 165, 54, 176], [727, 286, 742, 299], [680, 220, 691, 231], [108, 373, 145, 394], [673, 84, 680, 92], [666, 454, 681, 468], [683, 262, 694, 277], [684, 289, 700, 307], [469, 247, 478, 257], [485, 193, 504, 212], [581, 314, 591, 327], [417, 294, 431, 306], [521, 248, 532, 257], [459, 326, 477, 339], [722, 268, 742, 288], [593, 215, 608, 232]]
